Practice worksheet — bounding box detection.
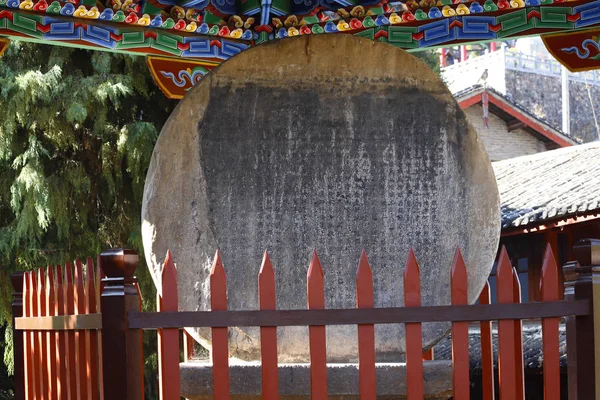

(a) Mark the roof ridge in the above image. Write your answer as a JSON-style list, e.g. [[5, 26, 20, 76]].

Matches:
[[493, 141, 600, 167]]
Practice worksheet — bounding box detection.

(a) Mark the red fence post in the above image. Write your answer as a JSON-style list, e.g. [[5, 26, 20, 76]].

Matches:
[[45, 266, 58, 400], [356, 250, 376, 400], [30, 272, 41, 399], [100, 249, 143, 400], [496, 247, 517, 400], [479, 282, 495, 400], [210, 251, 231, 400], [64, 262, 77, 399], [540, 244, 560, 400], [11, 272, 25, 400], [55, 266, 69, 400], [512, 269, 525, 400], [404, 248, 424, 400], [307, 251, 328, 400], [37, 269, 49, 397], [86, 258, 100, 400], [258, 251, 279, 400], [158, 251, 181, 400], [74, 260, 89, 399], [451, 248, 469, 400], [24, 272, 35, 400], [564, 239, 599, 399]]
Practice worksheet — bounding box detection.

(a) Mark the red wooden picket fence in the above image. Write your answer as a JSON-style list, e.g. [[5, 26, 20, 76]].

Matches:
[[11, 258, 104, 400], [11, 239, 600, 400]]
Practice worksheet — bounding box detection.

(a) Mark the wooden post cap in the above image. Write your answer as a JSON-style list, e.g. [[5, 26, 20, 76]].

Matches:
[[11, 272, 24, 292], [99, 249, 139, 278], [573, 238, 600, 267]]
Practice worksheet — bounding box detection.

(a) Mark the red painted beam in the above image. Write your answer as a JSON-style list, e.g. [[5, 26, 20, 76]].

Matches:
[[488, 92, 574, 147]]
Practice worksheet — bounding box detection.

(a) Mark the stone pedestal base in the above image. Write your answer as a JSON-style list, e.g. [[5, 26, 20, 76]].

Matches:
[[180, 361, 452, 399]]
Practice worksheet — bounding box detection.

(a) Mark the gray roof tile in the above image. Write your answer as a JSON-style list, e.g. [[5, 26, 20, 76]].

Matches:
[[494, 142, 600, 229]]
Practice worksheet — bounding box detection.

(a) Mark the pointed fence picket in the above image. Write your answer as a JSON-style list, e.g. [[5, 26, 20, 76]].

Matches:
[[404, 248, 424, 400], [74, 260, 89, 399], [55, 266, 67, 400], [210, 251, 231, 400], [513, 269, 525, 400], [12, 240, 599, 400], [64, 262, 77, 399], [24, 272, 36, 400], [451, 249, 469, 400], [158, 251, 180, 400], [496, 248, 518, 400], [307, 251, 328, 400], [86, 257, 99, 400], [258, 251, 279, 400], [356, 251, 376, 400], [479, 281, 495, 400], [37, 269, 49, 398], [45, 266, 58, 400], [541, 244, 560, 400]]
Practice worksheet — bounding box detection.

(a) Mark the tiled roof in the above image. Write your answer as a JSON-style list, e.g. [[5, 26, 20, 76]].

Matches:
[[454, 85, 580, 146], [493, 142, 600, 229]]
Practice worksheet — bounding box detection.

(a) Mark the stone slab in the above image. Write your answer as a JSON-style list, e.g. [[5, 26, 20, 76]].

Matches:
[[180, 361, 452, 399], [142, 34, 501, 362]]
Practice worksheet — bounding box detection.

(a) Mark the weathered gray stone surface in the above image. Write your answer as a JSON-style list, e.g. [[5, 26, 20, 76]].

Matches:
[[180, 361, 453, 399], [142, 34, 501, 362]]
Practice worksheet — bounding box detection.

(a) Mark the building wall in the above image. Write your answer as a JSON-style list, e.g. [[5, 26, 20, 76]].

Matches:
[[506, 69, 600, 143], [464, 104, 546, 161]]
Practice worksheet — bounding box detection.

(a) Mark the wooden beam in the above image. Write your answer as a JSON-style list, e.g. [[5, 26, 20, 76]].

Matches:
[[458, 94, 482, 109], [501, 213, 600, 237], [507, 120, 525, 132], [488, 92, 574, 147], [128, 301, 590, 329], [14, 314, 102, 331]]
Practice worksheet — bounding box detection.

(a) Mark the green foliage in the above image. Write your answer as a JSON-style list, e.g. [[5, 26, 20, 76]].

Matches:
[[0, 41, 177, 397], [413, 49, 441, 75], [0, 325, 13, 399]]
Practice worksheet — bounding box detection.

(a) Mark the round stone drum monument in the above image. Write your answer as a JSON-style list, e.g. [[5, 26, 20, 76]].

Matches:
[[142, 34, 501, 363]]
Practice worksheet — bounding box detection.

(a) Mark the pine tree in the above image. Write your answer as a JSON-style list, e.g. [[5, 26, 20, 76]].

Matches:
[[0, 41, 177, 396]]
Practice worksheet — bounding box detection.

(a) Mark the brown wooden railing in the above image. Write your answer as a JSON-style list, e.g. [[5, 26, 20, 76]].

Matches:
[[10, 239, 600, 399]]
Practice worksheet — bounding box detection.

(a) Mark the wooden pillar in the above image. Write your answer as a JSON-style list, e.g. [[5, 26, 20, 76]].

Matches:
[[11, 272, 25, 400], [460, 46, 468, 62], [490, 42, 497, 52], [563, 238, 600, 399], [100, 249, 143, 400], [440, 48, 447, 68]]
